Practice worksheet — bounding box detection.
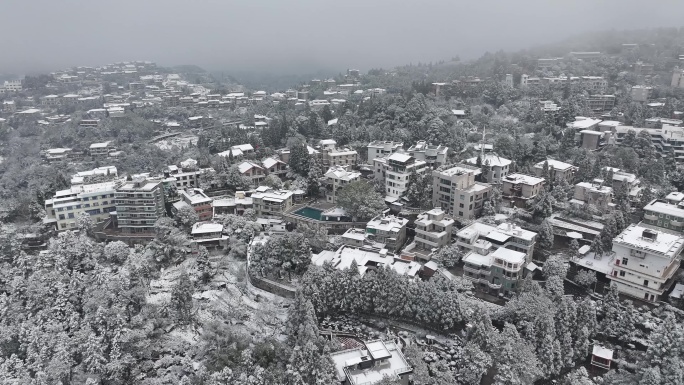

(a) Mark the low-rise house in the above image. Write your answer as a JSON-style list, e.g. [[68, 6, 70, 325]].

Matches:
[[43, 148, 73, 162], [329, 340, 413, 385], [407, 141, 448, 167], [365, 213, 409, 253], [321, 146, 358, 167], [571, 182, 613, 211], [325, 166, 361, 203], [465, 154, 511, 184], [533, 159, 577, 183], [217, 143, 255, 158], [414, 208, 455, 251], [173, 188, 213, 221], [312, 245, 421, 280], [164, 163, 213, 189], [609, 224, 684, 302], [89, 141, 115, 158], [432, 164, 491, 221], [238, 161, 266, 186], [501, 173, 545, 208], [212, 191, 253, 216], [251, 187, 294, 218], [191, 222, 228, 249], [71, 166, 118, 185], [262, 157, 288, 178]]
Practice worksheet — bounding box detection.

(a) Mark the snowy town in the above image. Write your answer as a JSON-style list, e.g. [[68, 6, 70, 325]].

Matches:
[[2, 6, 684, 385]]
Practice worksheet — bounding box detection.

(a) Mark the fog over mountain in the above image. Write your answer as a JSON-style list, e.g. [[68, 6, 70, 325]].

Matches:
[[1, 0, 683, 75]]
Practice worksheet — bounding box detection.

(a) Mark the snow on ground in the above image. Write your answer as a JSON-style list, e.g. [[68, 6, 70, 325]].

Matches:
[[154, 135, 198, 150]]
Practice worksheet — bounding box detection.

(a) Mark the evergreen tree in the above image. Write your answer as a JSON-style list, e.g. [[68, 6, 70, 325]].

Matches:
[[289, 142, 311, 177], [538, 220, 554, 250], [171, 272, 194, 325]]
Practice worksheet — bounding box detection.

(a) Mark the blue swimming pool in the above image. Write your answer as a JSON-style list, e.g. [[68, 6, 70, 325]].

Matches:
[[294, 207, 323, 220]]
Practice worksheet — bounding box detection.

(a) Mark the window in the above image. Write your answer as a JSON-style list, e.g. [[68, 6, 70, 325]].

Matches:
[[458, 211, 463, 217], [619, 271, 625, 277], [459, 203, 464, 208], [459, 194, 465, 200], [470, 196, 474, 202], [68, 213, 75, 219], [622, 257, 628, 266], [58, 214, 65, 220]]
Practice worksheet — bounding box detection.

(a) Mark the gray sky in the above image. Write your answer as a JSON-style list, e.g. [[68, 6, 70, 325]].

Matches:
[[1, 0, 682, 75]]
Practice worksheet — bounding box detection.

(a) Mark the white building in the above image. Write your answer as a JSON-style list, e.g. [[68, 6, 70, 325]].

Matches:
[[366, 213, 409, 253], [465, 154, 512, 184], [383, 152, 428, 198], [324, 166, 361, 203], [609, 225, 684, 302], [455, 221, 537, 259], [71, 166, 118, 185], [642, 194, 684, 234], [414, 208, 455, 251], [44, 181, 120, 231], [312, 245, 420, 280], [367, 141, 403, 163], [407, 141, 449, 167], [432, 164, 491, 221], [329, 340, 413, 385]]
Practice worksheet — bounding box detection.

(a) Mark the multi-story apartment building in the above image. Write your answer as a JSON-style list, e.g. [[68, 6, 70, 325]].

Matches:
[[251, 187, 294, 219], [432, 164, 491, 221], [533, 159, 577, 183], [383, 153, 428, 198], [642, 193, 684, 234], [45, 181, 120, 231], [114, 179, 166, 234], [414, 208, 455, 251], [587, 95, 616, 112], [407, 141, 449, 167], [71, 166, 118, 185], [456, 221, 537, 258], [465, 154, 511, 184], [458, 221, 537, 296], [324, 165, 361, 203], [462, 246, 528, 297], [212, 191, 253, 216], [321, 147, 358, 167], [501, 173, 545, 208], [173, 188, 213, 221], [367, 141, 404, 163], [366, 213, 409, 253], [631, 85, 653, 102], [609, 225, 684, 302]]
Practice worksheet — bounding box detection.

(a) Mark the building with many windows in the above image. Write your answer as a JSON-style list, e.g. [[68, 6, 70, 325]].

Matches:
[[432, 164, 491, 221], [173, 188, 213, 221], [642, 193, 684, 234], [501, 173, 545, 208], [413, 208, 455, 252], [615, 124, 684, 162], [114, 179, 166, 234], [533, 159, 577, 183], [465, 154, 511, 184], [457, 221, 538, 297], [250, 187, 294, 219], [45, 181, 120, 231], [367, 141, 403, 163], [365, 213, 409, 253], [609, 225, 684, 302], [382, 152, 428, 198]]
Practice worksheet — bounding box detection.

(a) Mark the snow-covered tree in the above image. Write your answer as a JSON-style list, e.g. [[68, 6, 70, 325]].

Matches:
[[174, 204, 199, 232], [171, 272, 194, 325], [434, 244, 462, 268], [336, 181, 386, 221], [538, 220, 554, 250], [543, 254, 568, 279], [575, 270, 597, 289]]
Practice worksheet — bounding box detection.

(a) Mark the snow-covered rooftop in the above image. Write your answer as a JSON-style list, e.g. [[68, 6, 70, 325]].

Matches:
[[613, 224, 684, 257]]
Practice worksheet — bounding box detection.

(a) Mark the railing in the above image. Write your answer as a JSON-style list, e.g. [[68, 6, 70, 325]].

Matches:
[[643, 213, 658, 221]]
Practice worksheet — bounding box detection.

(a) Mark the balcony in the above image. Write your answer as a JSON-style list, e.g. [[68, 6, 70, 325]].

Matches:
[[670, 219, 684, 227], [488, 282, 501, 290], [644, 213, 658, 221]]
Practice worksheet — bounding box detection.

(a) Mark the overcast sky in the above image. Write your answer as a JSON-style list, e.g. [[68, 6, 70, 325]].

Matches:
[[2, 0, 683, 75]]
